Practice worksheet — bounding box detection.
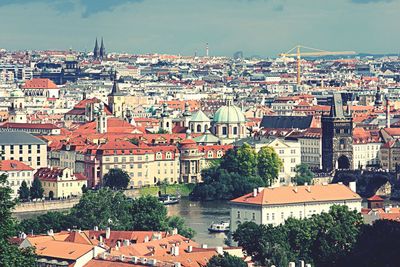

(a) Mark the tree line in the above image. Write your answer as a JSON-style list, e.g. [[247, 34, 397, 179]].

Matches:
[[233, 205, 400, 267]]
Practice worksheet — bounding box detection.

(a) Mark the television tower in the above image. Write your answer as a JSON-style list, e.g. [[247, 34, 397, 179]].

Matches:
[[206, 43, 209, 57]]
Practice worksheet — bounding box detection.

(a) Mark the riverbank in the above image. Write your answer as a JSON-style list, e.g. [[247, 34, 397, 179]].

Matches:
[[139, 183, 195, 197]]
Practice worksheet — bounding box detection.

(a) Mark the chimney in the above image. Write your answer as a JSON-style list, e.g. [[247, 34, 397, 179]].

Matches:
[[187, 246, 193, 253], [131, 256, 138, 264], [288, 263, 295, 267], [299, 260, 305, 267], [293, 187, 298, 193], [306, 186, 311, 193], [105, 227, 111, 239], [99, 236, 103, 243], [216, 246, 223, 255], [349, 181, 356, 193], [119, 255, 125, 262], [201, 244, 208, 249], [144, 235, 149, 243], [171, 246, 179, 256], [257, 187, 264, 193], [123, 239, 130, 246], [172, 228, 178, 235], [94, 226, 99, 231], [253, 188, 257, 197], [117, 241, 121, 248], [174, 263, 182, 267], [47, 229, 54, 236]]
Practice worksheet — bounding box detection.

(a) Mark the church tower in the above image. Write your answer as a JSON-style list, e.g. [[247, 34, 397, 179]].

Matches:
[[107, 72, 125, 118], [100, 37, 106, 59], [96, 103, 108, 134], [8, 89, 27, 123], [322, 93, 353, 172], [182, 102, 192, 128], [160, 103, 173, 133], [93, 38, 100, 59]]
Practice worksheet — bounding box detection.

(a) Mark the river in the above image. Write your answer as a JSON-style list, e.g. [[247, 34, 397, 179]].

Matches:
[[167, 198, 231, 247], [14, 198, 231, 247]]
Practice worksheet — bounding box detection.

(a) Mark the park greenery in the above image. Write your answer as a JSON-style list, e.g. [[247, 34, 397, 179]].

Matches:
[[103, 168, 130, 190], [206, 252, 247, 267], [233, 205, 400, 267], [18, 188, 195, 239], [294, 163, 314, 185], [190, 144, 282, 200], [0, 174, 36, 267], [17, 177, 44, 201]]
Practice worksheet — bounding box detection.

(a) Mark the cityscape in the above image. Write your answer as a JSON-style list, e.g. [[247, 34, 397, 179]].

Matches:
[[1, 0, 400, 267]]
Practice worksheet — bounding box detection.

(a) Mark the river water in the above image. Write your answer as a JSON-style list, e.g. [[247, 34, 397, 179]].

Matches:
[[14, 198, 231, 247], [167, 198, 231, 247]]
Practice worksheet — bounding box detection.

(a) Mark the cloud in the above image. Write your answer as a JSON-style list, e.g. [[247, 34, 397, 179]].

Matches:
[[350, 0, 393, 4], [0, 0, 143, 17]]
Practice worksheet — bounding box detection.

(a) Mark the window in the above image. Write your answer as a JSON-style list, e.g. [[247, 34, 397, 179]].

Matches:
[[271, 213, 275, 221], [252, 213, 256, 220], [291, 149, 295, 154], [222, 127, 227, 135], [279, 150, 284, 154], [291, 158, 295, 163], [138, 163, 142, 169], [281, 212, 284, 219], [237, 211, 241, 219], [233, 127, 238, 135]]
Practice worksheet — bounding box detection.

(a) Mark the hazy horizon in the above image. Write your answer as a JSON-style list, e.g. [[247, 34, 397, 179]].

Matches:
[[0, 0, 399, 57]]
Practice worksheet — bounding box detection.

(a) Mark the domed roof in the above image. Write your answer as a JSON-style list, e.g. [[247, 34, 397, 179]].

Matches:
[[213, 103, 245, 123], [191, 110, 210, 122]]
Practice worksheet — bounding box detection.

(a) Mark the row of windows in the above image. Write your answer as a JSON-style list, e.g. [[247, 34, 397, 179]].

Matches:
[[278, 149, 297, 155]]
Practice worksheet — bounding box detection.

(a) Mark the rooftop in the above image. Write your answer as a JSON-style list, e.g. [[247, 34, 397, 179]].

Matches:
[[0, 132, 46, 145]]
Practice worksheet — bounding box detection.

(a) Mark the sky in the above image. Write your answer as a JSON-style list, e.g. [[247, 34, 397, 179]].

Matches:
[[0, 0, 399, 57]]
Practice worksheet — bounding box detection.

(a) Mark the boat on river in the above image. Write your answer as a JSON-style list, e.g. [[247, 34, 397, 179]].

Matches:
[[158, 194, 180, 205], [208, 221, 230, 233]]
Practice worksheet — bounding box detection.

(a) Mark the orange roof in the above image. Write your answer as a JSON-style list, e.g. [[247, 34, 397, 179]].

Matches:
[[231, 184, 361, 205], [0, 160, 33, 171], [35, 240, 94, 260], [22, 78, 58, 89]]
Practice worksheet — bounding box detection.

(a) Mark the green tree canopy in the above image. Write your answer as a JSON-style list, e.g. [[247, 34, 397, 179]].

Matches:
[[30, 177, 44, 200], [103, 168, 130, 190], [206, 252, 247, 267], [233, 205, 363, 267], [18, 181, 30, 201], [294, 164, 314, 185], [257, 146, 283, 186], [0, 173, 36, 266], [191, 143, 281, 200]]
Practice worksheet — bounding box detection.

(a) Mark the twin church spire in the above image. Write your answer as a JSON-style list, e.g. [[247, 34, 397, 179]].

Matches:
[[93, 37, 106, 60]]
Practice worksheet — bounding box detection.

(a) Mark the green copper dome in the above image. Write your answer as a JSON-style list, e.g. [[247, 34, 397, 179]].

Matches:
[[213, 104, 245, 123]]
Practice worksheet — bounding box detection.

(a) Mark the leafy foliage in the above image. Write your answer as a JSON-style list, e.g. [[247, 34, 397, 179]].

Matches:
[[18, 181, 30, 201], [29, 177, 44, 200], [233, 205, 363, 266], [294, 163, 314, 185], [103, 168, 130, 190], [206, 252, 247, 267], [19, 189, 194, 239], [191, 144, 281, 200], [0, 173, 36, 266]]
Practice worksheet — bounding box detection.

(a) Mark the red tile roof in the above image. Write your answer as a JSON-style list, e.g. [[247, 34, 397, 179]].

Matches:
[[22, 78, 58, 89], [0, 160, 33, 171]]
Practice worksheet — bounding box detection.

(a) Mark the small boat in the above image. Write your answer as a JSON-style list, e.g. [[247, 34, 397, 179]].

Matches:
[[208, 221, 230, 233], [158, 194, 180, 205]]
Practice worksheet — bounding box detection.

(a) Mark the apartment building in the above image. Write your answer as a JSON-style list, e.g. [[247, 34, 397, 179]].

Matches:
[[0, 160, 34, 198], [230, 183, 362, 232], [0, 132, 48, 170], [35, 167, 87, 198]]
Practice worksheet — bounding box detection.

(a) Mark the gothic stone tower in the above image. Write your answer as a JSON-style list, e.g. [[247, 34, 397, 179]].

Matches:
[[322, 93, 353, 172]]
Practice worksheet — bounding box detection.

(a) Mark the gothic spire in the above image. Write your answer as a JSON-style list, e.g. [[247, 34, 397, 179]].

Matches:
[[93, 38, 99, 59], [100, 37, 106, 59]]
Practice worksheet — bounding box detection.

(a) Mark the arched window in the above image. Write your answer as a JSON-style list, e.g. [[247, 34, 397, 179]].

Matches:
[[204, 124, 208, 132], [166, 122, 170, 128], [197, 124, 201, 133], [233, 127, 238, 135], [222, 126, 227, 135]]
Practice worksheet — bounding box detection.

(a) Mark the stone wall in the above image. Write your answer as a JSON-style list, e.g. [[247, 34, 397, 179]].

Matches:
[[13, 198, 80, 214]]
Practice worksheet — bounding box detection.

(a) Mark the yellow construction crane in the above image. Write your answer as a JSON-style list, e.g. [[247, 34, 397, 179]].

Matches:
[[279, 45, 357, 85]]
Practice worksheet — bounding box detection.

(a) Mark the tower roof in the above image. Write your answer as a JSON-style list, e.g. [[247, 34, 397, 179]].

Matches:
[[108, 73, 124, 96], [100, 37, 106, 58], [330, 93, 345, 118], [93, 38, 99, 58]]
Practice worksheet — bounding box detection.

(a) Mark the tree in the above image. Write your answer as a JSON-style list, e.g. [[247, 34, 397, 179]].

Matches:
[[19, 211, 77, 234], [344, 220, 400, 266], [18, 181, 30, 201], [30, 177, 44, 200], [207, 252, 247, 267], [235, 143, 258, 177], [0, 173, 36, 266], [130, 195, 169, 231], [103, 168, 130, 190], [257, 146, 282, 186], [167, 216, 195, 239], [81, 184, 88, 194], [70, 189, 133, 230], [294, 164, 314, 185]]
